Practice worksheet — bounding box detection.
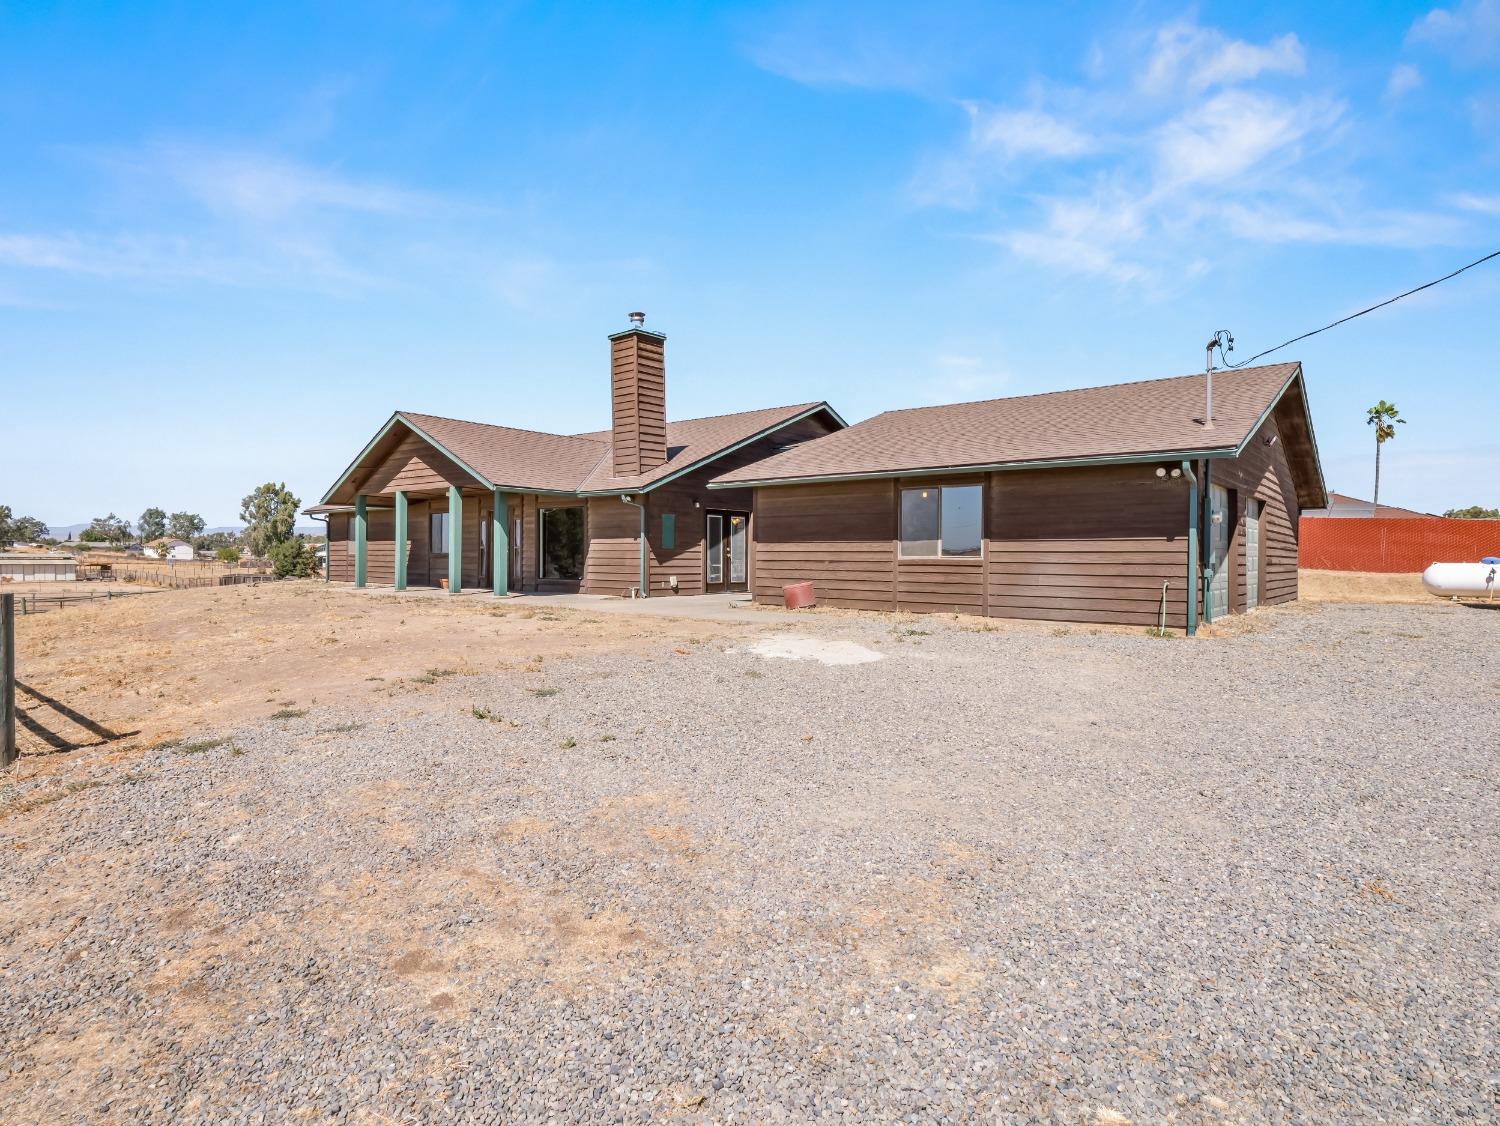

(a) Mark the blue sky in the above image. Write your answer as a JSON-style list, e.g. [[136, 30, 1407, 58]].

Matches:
[[3, 0, 1498, 526]]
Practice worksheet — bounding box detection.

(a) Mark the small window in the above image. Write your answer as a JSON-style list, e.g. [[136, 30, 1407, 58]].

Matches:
[[899, 485, 983, 558], [661, 513, 675, 550], [430, 511, 449, 550]]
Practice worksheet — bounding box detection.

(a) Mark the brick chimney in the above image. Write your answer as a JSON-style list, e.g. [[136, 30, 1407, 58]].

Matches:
[[609, 312, 667, 477]]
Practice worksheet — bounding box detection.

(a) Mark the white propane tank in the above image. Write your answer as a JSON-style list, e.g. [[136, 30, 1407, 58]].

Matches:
[[1422, 561, 1499, 599]]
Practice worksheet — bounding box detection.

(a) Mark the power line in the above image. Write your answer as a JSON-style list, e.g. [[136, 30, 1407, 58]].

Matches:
[[1222, 247, 1500, 369]]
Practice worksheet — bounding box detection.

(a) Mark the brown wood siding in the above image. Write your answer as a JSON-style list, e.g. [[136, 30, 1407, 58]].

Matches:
[[359, 434, 472, 496], [583, 496, 641, 596], [987, 466, 1190, 628], [328, 513, 352, 582], [610, 333, 667, 476], [648, 487, 709, 596], [1212, 416, 1300, 610], [752, 480, 897, 611]]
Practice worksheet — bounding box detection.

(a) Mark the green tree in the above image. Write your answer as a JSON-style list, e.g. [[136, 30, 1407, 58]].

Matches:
[[138, 507, 167, 542], [0, 506, 50, 547], [1443, 505, 1500, 520], [12, 516, 48, 542], [216, 546, 242, 563], [168, 511, 206, 541], [240, 482, 300, 558], [0, 509, 50, 548], [194, 531, 240, 553], [1365, 400, 1406, 511], [268, 537, 313, 578], [87, 513, 132, 546]]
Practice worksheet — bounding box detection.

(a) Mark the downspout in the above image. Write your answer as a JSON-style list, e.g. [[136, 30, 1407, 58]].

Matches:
[[620, 494, 647, 598], [1200, 459, 1214, 626], [310, 513, 330, 582], [1181, 461, 1197, 636]]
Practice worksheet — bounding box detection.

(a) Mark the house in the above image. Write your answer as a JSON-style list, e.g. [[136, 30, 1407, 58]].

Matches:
[[309, 315, 845, 597], [144, 538, 195, 560], [312, 315, 1325, 633], [710, 361, 1325, 633], [1301, 491, 1430, 519]]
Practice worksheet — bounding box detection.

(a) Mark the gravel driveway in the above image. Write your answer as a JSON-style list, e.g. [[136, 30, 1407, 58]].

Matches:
[[1, 601, 1496, 1123]]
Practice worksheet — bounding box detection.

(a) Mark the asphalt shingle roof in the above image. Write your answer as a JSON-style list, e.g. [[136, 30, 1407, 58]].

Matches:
[[398, 402, 830, 494], [712, 363, 1302, 486]]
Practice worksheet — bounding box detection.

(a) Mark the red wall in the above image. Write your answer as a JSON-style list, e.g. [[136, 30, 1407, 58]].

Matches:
[[1299, 517, 1500, 572]]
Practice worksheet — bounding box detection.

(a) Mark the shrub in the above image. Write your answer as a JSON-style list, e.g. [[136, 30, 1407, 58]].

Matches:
[[216, 547, 241, 563], [268, 538, 313, 578]]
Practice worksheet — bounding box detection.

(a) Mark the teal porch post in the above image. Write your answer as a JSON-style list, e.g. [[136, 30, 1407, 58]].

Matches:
[[1183, 461, 1198, 637], [393, 490, 408, 591], [492, 489, 508, 596], [354, 495, 368, 588], [448, 486, 463, 593]]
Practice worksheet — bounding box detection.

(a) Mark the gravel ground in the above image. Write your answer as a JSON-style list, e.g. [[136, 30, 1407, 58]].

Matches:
[[1, 601, 1496, 1123]]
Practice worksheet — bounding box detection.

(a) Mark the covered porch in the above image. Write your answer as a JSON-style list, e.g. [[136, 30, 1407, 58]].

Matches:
[[313, 488, 589, 596]]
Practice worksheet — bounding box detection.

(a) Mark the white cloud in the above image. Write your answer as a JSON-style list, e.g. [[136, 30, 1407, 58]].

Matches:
[[1140, 20, 1305, 95], [966, 105, 1095, 158], [1449, 191, 1500, 213], [150, 144, 437, 221], [1407, 0, 1500, 62], [1385, 64, 1424, 99], [996, 189, 1150, 283], [919, 353, 1011, 404], [1154, 90, 1342, 187], [1216, 203, 1463, 248]]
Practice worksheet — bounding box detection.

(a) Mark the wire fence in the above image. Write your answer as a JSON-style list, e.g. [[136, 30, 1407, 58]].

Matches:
[[11, 573, 282, 614]]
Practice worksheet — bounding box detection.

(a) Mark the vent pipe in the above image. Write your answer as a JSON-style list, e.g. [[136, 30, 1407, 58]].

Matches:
[[1203, 329, 1234, 428]]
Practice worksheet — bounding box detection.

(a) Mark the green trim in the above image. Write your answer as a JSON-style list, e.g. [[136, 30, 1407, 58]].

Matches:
[[448, 486, 463, 594], [492, 489, 508, 596], [319, 411, 493, 506], [1182, 461, 1198, 637], [581, 404, 847, 496], [321, 413, 402, 505], [354, 496, 368, 588], [393, 491, 408, 591], [397, 415, 496, 493], [710, 446, 1240, 490]]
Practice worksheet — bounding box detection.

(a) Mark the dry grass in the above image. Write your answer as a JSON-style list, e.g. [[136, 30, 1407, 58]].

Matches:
[[1298, 569, 1431, 604], [7, 581, 762, 767]]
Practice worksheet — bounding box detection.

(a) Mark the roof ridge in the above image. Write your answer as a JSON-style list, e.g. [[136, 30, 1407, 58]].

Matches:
[[570, 400, 823, 438], [399, 410, 607, 446], [872, 362, 1299, 419]]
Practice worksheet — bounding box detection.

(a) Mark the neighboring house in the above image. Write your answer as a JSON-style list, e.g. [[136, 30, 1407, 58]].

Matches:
[[310, 316, 845, 597], [312, 316, 1325, 632], [123, 543, 145, 556], [144, 538, 195, 560], [1301, 491, 1431, 519], [711, 361, 1325, 632]]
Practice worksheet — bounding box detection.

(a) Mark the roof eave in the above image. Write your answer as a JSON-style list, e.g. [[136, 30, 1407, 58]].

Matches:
[[709, 444, 1244, 490]]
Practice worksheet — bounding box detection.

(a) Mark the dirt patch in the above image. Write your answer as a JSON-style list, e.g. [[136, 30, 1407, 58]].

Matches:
[[7, 581, 765, 763], [1299, 569, 1431, 603]]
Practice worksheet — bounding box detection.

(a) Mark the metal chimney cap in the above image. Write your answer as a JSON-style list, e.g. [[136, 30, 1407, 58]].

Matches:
[[628, 311, 646, 327]]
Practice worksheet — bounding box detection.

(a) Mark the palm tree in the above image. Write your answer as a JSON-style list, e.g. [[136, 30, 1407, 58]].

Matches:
[[1366, 400, 1406, 512]]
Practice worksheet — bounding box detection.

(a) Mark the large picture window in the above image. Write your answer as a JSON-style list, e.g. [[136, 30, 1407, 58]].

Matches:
[[899, 485, 982, 558], [540, 507, 585, 580]]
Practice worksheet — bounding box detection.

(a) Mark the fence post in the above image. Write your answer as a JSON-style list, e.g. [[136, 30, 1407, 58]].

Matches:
[[2, 593, 15, 768]]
